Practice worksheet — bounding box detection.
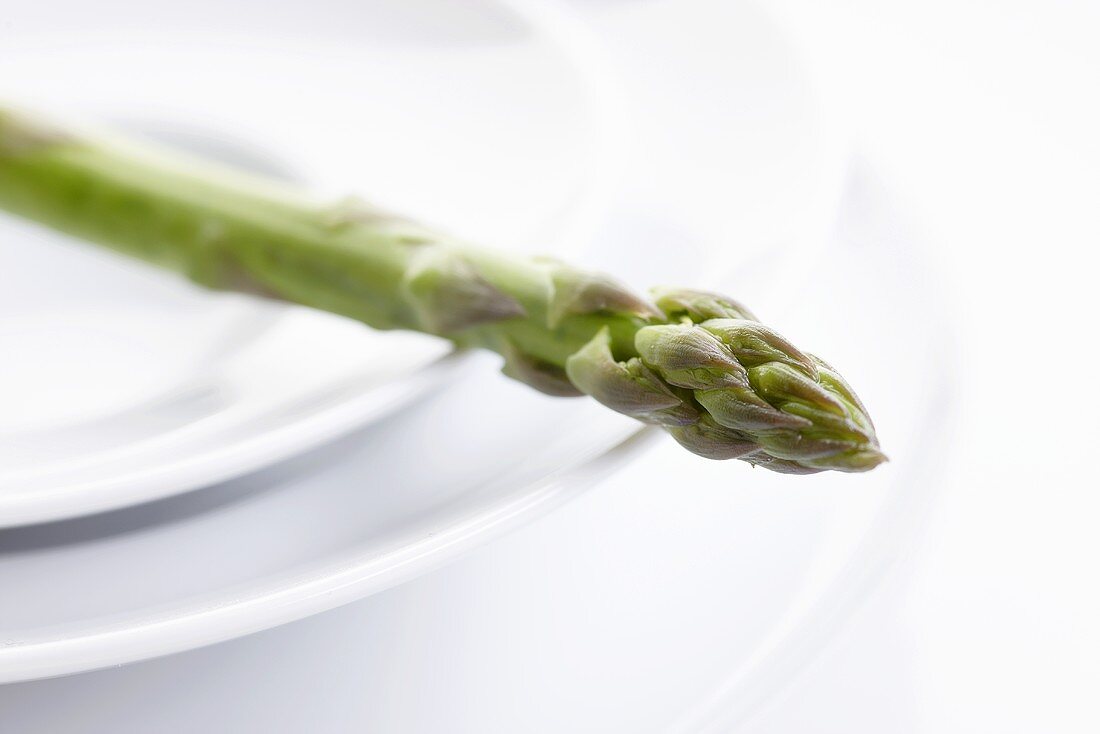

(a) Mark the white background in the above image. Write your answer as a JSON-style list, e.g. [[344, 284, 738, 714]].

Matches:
[[754, 1, 1100, 730], [3, 1, 1098, 731]]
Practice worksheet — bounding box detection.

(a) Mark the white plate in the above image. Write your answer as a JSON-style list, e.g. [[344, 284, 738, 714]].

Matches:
[[0, 0, 623, 526], [0, 0, 852, 682], [0, 160, 950, 733]]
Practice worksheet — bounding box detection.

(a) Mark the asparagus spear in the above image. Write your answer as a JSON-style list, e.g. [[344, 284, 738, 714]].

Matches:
[[0, 107, 885, 473]]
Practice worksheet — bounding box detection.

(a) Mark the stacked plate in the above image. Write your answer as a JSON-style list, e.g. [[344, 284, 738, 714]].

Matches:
[[1, 0, 948, 729]]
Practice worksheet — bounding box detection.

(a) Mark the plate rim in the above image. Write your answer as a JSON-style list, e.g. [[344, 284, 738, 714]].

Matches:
[[0, 352, 465, 527], [0, 426, 659, 683]]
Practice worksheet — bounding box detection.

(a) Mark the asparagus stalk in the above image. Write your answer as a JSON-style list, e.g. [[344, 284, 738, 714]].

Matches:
[[0, 106, 885, 474]]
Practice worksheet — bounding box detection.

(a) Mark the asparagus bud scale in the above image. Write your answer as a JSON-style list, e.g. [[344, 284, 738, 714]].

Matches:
[[0, 107, 885, 474]]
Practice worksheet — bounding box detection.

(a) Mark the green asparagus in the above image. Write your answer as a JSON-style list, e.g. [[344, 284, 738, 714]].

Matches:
[[0, 106, 885, 474]]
